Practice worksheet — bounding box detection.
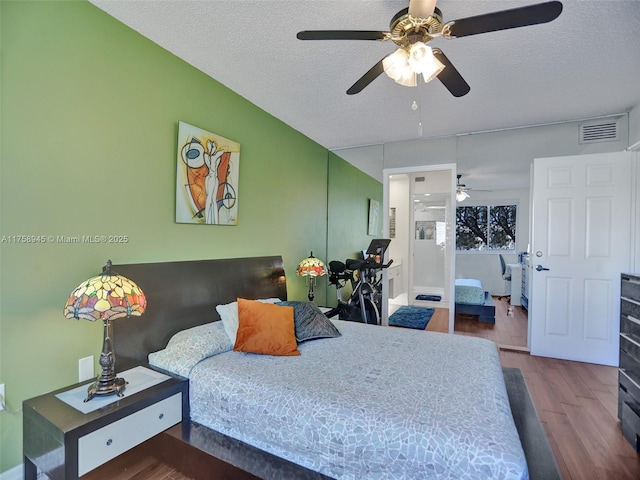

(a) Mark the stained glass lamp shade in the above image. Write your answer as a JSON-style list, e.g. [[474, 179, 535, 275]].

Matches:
[[63, 260, 146, 402], [296, 252, 326, 302]]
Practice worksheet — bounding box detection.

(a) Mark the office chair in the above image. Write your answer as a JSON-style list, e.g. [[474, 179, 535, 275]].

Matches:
[[498, 254, 511, 302]]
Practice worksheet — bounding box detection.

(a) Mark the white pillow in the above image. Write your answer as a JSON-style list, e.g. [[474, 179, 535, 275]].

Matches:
[[216, 298, 282, 345]]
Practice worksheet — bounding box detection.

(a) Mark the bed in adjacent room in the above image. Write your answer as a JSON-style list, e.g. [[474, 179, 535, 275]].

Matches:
[[112, 257, 527, 479], [455, 278, 496, 324]]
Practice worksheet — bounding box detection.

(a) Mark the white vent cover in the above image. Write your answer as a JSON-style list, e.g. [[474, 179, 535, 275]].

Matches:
[[579, 119, 619, 144], [414, 176, 425, 182]]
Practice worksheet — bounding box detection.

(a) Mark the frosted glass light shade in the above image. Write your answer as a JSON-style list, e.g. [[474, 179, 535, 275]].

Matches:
[[383, 49, 417, 87], [456, 190, 470, 202], [384, 44, 444, 87], [409, 43, 445, 83]]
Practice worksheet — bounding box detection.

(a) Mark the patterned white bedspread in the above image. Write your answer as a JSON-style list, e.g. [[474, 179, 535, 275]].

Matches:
[[455, 278, 486, 305], [170, 321, 527, 479]]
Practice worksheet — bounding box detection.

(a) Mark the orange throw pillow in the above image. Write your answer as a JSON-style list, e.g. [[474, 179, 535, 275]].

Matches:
[[234, 298, 300, 356]]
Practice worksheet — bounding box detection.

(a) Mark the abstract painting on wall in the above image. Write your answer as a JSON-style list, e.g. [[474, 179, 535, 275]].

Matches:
[[175, 121, 240, 225]]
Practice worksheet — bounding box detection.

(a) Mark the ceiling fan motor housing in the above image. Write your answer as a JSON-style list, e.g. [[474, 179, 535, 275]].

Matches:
[[389, 7, 443, 47]]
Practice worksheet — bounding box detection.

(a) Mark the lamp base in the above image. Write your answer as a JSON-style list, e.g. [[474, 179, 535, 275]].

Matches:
[[84, 376, 127, 402]]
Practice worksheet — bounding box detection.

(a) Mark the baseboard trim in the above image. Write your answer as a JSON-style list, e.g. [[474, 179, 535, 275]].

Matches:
[[0, 465, 44, 480], [0, 464, 22, 480]]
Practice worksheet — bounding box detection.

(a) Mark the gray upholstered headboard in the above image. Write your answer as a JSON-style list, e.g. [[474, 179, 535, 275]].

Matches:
[[112, 256, 287, 370]]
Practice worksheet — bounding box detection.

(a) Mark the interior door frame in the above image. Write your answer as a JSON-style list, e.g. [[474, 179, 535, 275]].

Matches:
[[382, 163, 457, 333]]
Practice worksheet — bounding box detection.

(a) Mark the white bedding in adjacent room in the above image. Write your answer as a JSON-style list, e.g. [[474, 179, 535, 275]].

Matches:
[[150, 319, 527, 480]]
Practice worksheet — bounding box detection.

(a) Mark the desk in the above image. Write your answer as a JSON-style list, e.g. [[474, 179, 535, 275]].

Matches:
[[507, 263, 522, 306]]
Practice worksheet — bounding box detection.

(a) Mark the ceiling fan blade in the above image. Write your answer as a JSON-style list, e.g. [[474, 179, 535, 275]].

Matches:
[[432, 49, 470, 97], [408, 0, 437, 19], [346, 58, 386, 95], [443, 1, 563, 38], [297, 30, 387, 41]]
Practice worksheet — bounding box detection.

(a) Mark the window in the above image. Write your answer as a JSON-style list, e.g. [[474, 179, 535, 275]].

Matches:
[[456, 204, 517, 251]]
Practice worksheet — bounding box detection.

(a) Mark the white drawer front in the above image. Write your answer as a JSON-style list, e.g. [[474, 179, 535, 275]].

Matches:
[[78, 392, 182, 476]]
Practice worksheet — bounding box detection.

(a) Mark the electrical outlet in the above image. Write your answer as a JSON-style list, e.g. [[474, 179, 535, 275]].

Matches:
[[79, 356, 94, 382], [0, 383, 5, 412]]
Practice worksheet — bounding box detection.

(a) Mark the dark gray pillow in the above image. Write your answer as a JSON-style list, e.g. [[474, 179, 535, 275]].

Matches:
[[277, 301, 341, 342]]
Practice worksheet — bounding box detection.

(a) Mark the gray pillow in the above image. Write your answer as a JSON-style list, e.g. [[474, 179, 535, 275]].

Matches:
[[277, 301, 341, 342]]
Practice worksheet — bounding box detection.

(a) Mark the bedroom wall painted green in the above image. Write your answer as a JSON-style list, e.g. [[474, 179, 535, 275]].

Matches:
[[0, 1, 381, 472], [326, 152, 384, 304]]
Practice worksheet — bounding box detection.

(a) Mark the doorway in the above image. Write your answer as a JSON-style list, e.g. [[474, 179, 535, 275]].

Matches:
[[382, 164, 456, 333]]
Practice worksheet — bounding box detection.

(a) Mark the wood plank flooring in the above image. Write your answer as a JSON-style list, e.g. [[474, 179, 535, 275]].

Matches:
[[81, 443, 192, 479], [454, 296, 528, 348], [458, 298, 640, 480], [500, 350, 640, 479], [86, 299, 640, 479]]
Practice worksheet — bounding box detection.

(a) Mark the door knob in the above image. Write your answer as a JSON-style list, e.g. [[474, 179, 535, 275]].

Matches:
[[536, 265, 550, 271]]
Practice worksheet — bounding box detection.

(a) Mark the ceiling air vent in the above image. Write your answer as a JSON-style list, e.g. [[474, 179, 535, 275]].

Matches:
[[414, 176, 425, 182], [579, 119, 619, 144]]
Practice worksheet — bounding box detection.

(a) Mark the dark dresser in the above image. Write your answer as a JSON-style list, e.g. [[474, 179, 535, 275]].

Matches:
[[619, 273, 640, 451]]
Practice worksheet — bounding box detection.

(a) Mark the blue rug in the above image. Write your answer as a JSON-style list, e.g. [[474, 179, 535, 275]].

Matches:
[[389, 306, 434, 330]]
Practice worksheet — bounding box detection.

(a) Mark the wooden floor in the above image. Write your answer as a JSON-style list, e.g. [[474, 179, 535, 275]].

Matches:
[[453, 298, 640, 480], [500, 349, 640, 479], [82, 445, 193, 480], [87, 299, 640, 480], [455, 297, 528, 348]]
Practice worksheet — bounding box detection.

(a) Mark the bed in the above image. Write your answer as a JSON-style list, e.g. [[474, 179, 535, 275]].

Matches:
[[113, 257, 526, 479], [455, 278, 496, 324]]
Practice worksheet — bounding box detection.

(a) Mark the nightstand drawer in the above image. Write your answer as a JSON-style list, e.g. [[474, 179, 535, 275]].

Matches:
[[78, 392, 182, 475]]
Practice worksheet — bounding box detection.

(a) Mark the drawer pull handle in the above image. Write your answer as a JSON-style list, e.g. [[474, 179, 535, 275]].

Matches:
[[106, 439, 113, 446], [159, 413, 164, 420], [621, 333, 640, 348], [620, 369, 640, 391], [622, 296, 640, 307]]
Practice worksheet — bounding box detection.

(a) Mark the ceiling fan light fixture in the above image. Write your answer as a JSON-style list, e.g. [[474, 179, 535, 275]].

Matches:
[[384, 43, 444, 87], [456, 190, 470, 202], [421, 52, 445, 83], [383, 48, 417, 86], [409, 42, 445, 83], [397, 70, 418, 87]]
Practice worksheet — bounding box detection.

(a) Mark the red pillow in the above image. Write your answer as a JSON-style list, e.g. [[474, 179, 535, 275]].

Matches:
[[234, 298, 300, 356]]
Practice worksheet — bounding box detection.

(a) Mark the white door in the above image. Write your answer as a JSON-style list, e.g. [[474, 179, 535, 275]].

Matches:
[[530, 152, 632, 366]]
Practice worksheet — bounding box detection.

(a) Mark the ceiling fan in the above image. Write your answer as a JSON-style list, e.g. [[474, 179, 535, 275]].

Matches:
[[456, 174, 491, 202], [297, 0, 562, 95]]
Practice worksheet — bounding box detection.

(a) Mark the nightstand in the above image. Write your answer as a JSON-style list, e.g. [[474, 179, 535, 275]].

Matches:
[[23, 366, 189, 480]]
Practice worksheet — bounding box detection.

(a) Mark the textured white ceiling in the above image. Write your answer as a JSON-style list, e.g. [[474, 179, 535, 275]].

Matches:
[[89, 0, 640, 151]]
